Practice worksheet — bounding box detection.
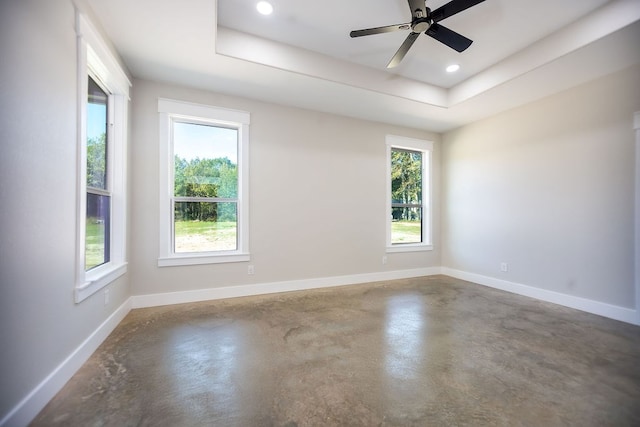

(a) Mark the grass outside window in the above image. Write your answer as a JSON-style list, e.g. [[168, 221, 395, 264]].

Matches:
[[174, 220, 237, 252], [391, 220, 421, 244]]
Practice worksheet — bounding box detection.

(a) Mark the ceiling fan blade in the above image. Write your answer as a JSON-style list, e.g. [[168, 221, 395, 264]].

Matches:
[[407, 0, 427, 19], [350, 23, 410, 38], [430, 0, 486, 23], [426, 23, 472, 52], [387, 32, 420, 68]]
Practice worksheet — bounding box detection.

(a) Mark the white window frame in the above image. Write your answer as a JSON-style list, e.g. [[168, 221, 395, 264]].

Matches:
[[385, 135, 433, 253], [75, 12, 130, 302], [158, 99, 250, 267]]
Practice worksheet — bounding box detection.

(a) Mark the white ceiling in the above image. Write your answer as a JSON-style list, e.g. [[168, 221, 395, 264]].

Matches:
[[218, 0, 609, 88], [87, 0, 640, 132]]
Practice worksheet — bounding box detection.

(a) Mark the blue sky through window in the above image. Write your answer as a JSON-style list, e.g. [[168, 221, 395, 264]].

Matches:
[[87, 103, 106, 140], [173, 122, 237, 163]]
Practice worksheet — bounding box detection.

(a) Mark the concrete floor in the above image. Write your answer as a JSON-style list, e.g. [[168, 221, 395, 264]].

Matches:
[[32, 276, 640, 426]]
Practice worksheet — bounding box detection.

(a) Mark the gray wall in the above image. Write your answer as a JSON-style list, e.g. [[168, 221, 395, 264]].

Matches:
[[442, 64, 640, 307], [0, 0, 131, 421], [130, 79, 442, 296]]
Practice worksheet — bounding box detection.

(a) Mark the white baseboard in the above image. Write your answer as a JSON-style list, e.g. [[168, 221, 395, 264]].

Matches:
[[441, 267, 639, 325], [0, 298, 132, 427], [132, 267, 441, 308]]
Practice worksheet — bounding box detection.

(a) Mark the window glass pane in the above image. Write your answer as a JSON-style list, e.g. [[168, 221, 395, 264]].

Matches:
[[85, 75, 110, 271], [174, 202, 237, 252], [391, 149, 422, 205], [86, 192, 111, 269], [391, 207, 422, 244], [173, 122, 238, 198], [87, 76, 108, 190]]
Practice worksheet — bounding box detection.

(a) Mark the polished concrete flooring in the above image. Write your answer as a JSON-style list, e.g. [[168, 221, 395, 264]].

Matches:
[[33, 276, 640, 426]]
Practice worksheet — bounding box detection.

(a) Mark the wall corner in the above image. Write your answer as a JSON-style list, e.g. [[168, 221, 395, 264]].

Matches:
[[634, 111, 640, 323]]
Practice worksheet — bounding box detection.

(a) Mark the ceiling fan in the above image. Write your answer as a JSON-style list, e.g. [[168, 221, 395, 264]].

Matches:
[[350, 0, 486, 68]]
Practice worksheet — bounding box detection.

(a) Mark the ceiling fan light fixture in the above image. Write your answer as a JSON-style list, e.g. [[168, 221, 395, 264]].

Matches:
[[256, 1, 273, 16], [446, 64, 460, 73]]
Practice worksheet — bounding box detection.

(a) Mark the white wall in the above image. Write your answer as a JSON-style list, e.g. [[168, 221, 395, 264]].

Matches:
[[0, 0, 131, 424], [130, 79, 441, 297], [442, 64, 640, 309]]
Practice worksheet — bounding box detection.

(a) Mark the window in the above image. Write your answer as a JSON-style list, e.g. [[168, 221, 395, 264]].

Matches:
[[386, 135, 433, 252], [76, 12, 130, 302], [158, 99, 250, 266], [86, 76, 110, 270]]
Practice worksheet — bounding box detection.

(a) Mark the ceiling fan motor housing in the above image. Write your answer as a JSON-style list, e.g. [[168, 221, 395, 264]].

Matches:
[[413, 18, 431, 33], [412, 7, 431, 33]]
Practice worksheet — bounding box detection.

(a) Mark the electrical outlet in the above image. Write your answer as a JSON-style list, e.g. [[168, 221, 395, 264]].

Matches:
[[382, 256, 388, 265], [248, 265, 255, 275], [500, 262, 509, 272], [104, 289, 110, 306]]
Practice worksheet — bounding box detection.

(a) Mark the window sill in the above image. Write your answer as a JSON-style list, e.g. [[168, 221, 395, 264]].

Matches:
[[386, 244, 433, 253], [75, 262, 128, 303], [158, 252, 250, 267]]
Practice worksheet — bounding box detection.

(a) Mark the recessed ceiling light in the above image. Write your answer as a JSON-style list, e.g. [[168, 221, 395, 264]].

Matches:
[[256, 1, 273, 15], [446, 64, 460, 73]]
